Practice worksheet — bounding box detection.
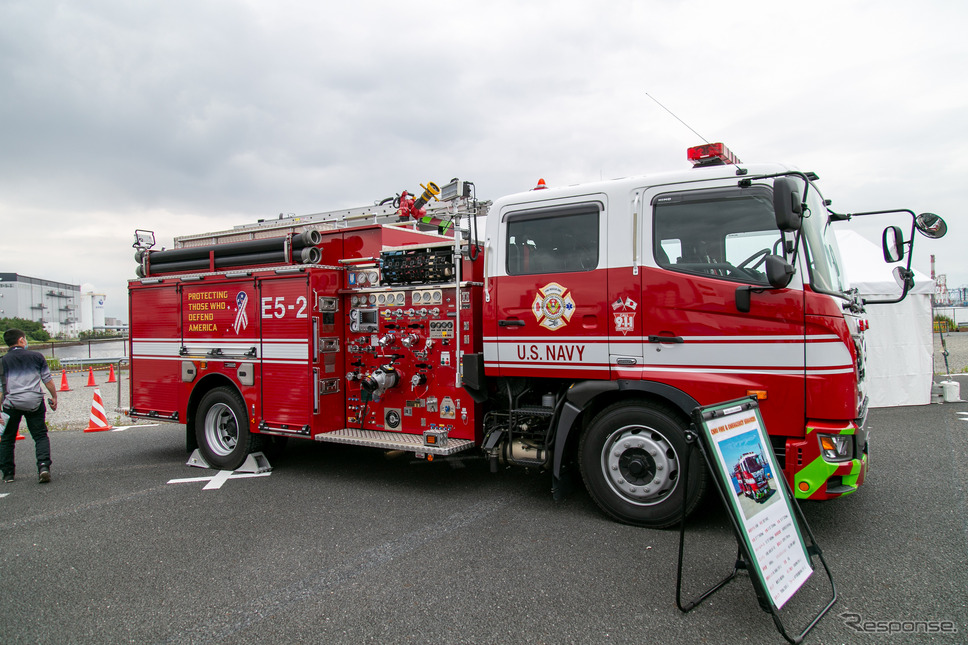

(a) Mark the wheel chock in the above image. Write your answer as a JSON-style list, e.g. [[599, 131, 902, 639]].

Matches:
[[186, 449, 212, 469], [185, 449, 271, 473], [236, 452, 271, 474]]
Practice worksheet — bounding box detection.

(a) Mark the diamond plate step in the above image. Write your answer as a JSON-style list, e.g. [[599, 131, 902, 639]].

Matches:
[[316, 428, 475, 455]]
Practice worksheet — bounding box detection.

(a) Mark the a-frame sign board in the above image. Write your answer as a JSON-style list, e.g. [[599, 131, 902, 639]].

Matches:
[[675, 397, 837, 644]]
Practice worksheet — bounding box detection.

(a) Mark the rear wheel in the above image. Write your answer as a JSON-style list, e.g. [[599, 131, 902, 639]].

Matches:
[[579, 402, 706, 528], [195, 387, 255, 470]]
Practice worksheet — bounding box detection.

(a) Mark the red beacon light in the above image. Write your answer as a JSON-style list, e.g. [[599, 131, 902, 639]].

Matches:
[[687, 142, 741, 167], [532, 178, 548, 190]]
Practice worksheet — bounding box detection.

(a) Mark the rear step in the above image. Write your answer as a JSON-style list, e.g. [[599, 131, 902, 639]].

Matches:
[[316, 428, 475, 456]]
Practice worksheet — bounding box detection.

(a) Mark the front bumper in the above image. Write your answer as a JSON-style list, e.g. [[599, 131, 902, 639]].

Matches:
[[787, 420, 869, 500]]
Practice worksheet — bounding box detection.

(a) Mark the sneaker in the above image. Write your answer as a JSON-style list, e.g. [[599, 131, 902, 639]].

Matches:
[[38, 468, 50, 484], [3, 475, 13, 483]]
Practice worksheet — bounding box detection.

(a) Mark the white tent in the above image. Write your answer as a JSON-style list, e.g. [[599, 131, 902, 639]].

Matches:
[[835, 229, 934, 407]]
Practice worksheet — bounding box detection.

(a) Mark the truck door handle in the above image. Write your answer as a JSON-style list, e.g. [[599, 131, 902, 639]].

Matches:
[[499, 319, 526, 327], [648, 335, 684, 343]]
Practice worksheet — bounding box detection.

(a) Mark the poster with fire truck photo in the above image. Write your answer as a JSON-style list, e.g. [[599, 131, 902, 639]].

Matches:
[[699, 399, 813, 610]]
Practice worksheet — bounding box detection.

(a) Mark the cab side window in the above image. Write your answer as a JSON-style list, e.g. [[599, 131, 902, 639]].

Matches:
[[506, 205, 600, 275], [653, 188, 780, 285]]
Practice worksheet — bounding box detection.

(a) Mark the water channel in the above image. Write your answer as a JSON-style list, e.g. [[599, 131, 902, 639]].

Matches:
[[32, 339, 128, 362]]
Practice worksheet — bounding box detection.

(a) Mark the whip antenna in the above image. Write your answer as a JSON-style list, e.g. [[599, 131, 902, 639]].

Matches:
[[646, 93, 709, 144]]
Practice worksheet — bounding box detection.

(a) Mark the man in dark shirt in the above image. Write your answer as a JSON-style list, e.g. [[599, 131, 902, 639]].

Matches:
[[0, 328, 58, 483]]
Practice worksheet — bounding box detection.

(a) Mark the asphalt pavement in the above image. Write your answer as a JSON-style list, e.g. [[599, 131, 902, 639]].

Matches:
[[0, 400, 966, 644]]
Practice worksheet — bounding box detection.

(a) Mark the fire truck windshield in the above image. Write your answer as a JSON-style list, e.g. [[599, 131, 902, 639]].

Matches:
[[800, 183, 848, 296]]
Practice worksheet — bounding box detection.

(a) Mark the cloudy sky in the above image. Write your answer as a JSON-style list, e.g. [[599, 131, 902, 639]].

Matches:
[[1, 0, 965, 321]]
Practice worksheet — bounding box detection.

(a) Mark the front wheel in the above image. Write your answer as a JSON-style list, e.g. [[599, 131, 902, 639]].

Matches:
[[579, 402, 706, 528], [195, 387, 256, 470]]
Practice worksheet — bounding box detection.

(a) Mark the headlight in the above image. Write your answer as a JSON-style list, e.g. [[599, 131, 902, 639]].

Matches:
[[818, 433, 854, 462]]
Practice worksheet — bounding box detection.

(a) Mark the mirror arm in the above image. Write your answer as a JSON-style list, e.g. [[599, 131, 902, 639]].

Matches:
[[863, 282, 911, 306], [837, 207, 916, 219], [864, 265, 916, 306], [785, 228, 803, 268]]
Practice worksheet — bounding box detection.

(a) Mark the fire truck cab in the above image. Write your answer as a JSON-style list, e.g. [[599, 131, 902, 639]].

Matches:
[[128, 144, 945, 528], [734, 452, 770, 502], [480, 155, 859, 526]]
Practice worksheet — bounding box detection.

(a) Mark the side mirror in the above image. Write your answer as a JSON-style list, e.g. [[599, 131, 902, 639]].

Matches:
[[765, 254, 795, 289], [882, 226, 905, 262], [915, 212, 947, 239], [893, 266, 915, 292], [735, 255, 795, 313], [773, 177, 802, 232]]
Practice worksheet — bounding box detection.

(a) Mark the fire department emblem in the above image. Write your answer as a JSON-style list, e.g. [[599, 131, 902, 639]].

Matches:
[[611, 296, 637, 335], [532, 282, 576, 331]]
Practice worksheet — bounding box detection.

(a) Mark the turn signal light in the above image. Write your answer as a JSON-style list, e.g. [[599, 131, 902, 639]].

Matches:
[[746, 390, 768, 400]]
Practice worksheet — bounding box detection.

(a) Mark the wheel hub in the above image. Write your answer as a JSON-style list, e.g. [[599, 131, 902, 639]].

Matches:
[[603, 426, 679, 505], [205, 402, 239, 457], [619, 450, 655, 484]]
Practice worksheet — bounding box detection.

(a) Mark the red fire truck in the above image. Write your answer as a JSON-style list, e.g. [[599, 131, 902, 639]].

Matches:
[[128, 144, 945, 528], [734, 452, 770, 502]]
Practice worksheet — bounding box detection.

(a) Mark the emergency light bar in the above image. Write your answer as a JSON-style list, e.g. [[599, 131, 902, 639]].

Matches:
[[687, 142, 741, 167]]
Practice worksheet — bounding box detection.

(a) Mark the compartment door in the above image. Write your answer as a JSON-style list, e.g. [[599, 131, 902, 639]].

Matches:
[[259, 275, 313, 433]]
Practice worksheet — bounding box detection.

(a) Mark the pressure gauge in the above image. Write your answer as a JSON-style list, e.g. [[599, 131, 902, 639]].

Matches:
[[367, 270, 379, 284], [356, 272, 367, 284], [396, 292, 405, 304], [433, 291, 442, 303], [368, 294, 377, 305], [377, 294, 386, 304]]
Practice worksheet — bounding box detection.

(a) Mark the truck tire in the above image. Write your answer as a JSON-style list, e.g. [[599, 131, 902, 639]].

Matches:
[[579, 402, 706, 528], [195, 387, 255, 470]]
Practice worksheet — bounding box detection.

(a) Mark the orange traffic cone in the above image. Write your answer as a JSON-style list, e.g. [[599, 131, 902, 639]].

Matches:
[[83, 388, 113, 432], [107, 364, 117, 383], [16, 428, 26, 441], [59, 369, 71, 392], [85, 367, 96, 387]]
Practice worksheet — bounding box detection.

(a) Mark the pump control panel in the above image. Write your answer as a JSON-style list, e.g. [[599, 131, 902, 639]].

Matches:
[[343, 273, 479, 442]]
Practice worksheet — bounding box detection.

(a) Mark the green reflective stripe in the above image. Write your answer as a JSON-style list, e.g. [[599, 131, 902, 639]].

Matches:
[[849, 459, 863, 477], [839, 457, 865, 491], [794, 456, 835, 496], [793, 454, 866, 498], [805, 425, 856, 436]]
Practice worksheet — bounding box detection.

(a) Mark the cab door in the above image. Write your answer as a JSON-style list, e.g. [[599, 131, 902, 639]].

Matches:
[[642, 185, 806, 436], [492, 200, 609, 378]]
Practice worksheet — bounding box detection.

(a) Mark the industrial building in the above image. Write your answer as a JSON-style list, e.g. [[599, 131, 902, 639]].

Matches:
[[0, 273, 107, 338]]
